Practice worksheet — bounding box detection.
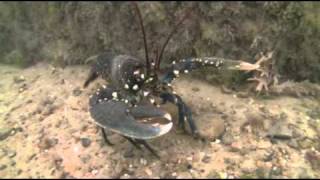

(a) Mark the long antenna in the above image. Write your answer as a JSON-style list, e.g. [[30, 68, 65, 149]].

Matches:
[[132, 2, 150, 75], [155, 7, 192, 70]]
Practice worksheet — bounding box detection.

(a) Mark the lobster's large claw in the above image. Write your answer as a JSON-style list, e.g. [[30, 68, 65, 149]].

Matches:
[[89, 101, 173, 140]]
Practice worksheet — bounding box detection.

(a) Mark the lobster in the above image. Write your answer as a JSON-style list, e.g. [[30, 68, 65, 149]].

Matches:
[[83, 3, 258, 158]]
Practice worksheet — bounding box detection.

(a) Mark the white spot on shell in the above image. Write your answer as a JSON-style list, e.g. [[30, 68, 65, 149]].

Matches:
[[143, 91, 149, 97], [133, 70, 140, 75], [112, 92, 118, 98], [124, 84, 129, 89], [132, 84, 139, 90]]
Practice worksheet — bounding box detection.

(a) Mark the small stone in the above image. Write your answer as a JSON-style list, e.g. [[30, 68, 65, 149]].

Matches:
[[193, 114, 225, 140], [0, 128, 13, 141], [10, 160, 16, 166], [305, 150, 320, 171], [177, 172, 193, 179], [222, 132, 234, 145], [73, 87, 82, 96], [192, 87, 200, 92], [186, 156, 193, 161], [39, 138, 58, 150], [124, 149, 134, 158], [13, 75, 26, 83], [0, 164, 7, 171], [8, 151, 16, 158], [80, 137, 91, 148], [287, 139, 299, 149], [91, 169, 99, 175], [267, 121, 292, 140], [202, 155, 211, 163], [145, 168, 152, 176]]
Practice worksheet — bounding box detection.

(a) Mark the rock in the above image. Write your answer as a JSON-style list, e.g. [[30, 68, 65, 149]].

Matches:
[[73, 87, 82, 96], [0, 127, 13, 141], [244, 111, 266, 135], [193, 113, 225, 140], [8, 150, 16, 158], [287, 139, 299, 149], [177, 172, 193, 179], [81, 137, 91, 148], [0, 148, 6, 158], [39, 137, 58, 150], [222, 132, 234, 145], [192, 87, 200, 92], [80, 154, 91, 163], [123, 149, 135, 158], [42, 104, 57, 116], [267, 121, 292, 140], [0, 164, 7, 171], [305, 151, 320, 171], [13, 75, 26, 83], [202, 154, 211, 163], [27, 153, 37, 162], [298, 138, 314, 149], [240, 159, 256, 172], [10, 160, 16, 166], [144, 168, 153, 176]]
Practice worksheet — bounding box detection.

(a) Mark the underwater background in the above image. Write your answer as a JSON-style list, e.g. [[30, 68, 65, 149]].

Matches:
[[0, 1, 320, 178]]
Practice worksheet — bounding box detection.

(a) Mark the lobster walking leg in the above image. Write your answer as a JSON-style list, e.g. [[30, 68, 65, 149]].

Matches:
[[101, 127, 114, 146], [123, 136, 160, 158], [160, 92, 199, 137]]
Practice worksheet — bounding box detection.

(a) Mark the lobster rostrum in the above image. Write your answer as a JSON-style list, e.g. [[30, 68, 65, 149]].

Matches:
[[84, 3, 257, 158]]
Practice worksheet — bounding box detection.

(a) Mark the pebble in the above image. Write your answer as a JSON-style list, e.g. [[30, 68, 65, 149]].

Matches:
[[91, 169, 99, 175], [202, 154, 211, 163], [8, 151, 16, 158], [0, 128, 13, 141], [81, 137, 91, 148], [73, 87, 82, 96], [222, 132, 234, 145], [0, 164, 7, 171], [39, 138, 58, 150], [145, 168, 152, 176], [13, 75, 26, 83], [267, 121, 292, 140]]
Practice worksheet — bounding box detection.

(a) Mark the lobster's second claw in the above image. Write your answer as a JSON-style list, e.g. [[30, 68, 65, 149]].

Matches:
[[90, 101, 173, 140]]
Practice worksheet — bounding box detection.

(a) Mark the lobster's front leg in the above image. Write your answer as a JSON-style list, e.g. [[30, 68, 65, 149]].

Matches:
[[160, 92, 199, 137]]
